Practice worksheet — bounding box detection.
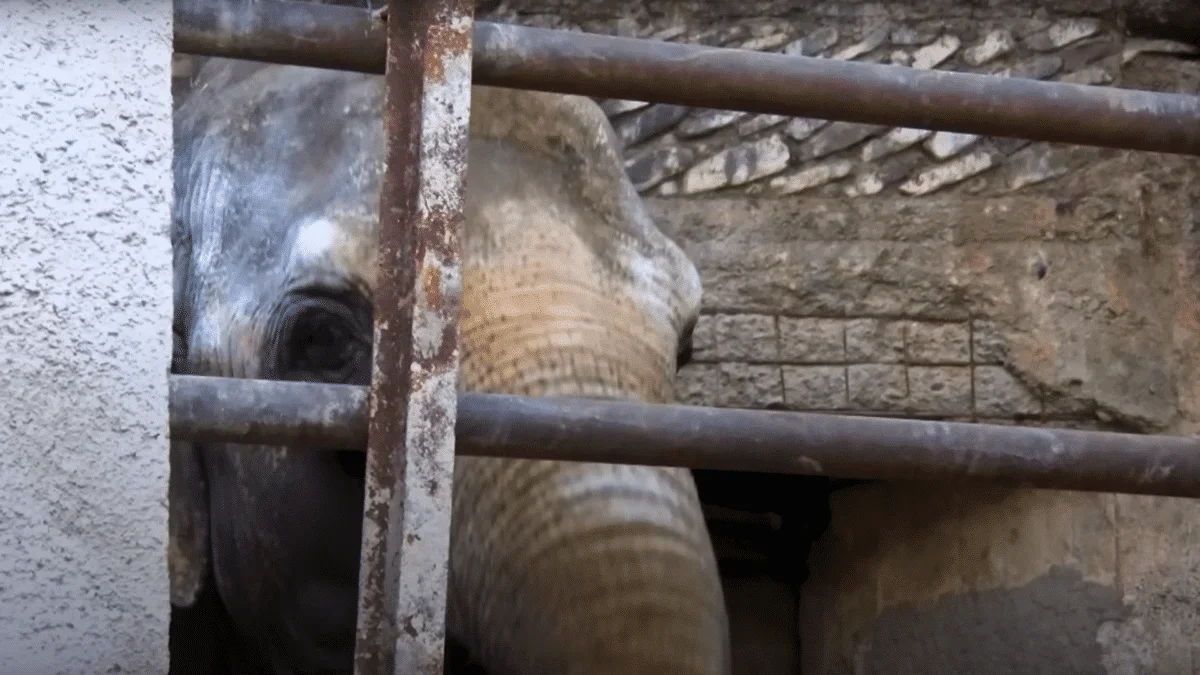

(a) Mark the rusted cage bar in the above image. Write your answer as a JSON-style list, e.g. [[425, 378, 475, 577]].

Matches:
[[174, 0, 1200, 156], [352, 0, 473, 673], [171, 375, 1200, 499]]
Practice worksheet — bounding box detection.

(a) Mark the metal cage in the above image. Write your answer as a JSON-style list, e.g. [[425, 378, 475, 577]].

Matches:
[[170, 1, 1200, 673]]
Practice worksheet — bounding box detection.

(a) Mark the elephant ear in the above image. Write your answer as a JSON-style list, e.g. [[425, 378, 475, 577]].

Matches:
[[168, 438, 210, 608], [466, 86, 703, 345], [168, 278, 209, 608]]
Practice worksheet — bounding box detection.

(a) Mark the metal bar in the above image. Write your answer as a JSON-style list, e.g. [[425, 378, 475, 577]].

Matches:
[[173, 0, 1200, 157], [170, 375, 1200, 499], [352, 0, 472, 672], [174, 0, 387, 74]]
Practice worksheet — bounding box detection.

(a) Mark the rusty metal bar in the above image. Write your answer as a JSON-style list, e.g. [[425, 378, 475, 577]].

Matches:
[[173, 0, 387, 73], [170, 375, 1200, 499], [173, 0, 1200, 157], [352, 0, 472, 672]]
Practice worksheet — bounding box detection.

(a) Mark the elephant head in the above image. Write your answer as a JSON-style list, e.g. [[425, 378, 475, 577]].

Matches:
[[169, 52, 729, 675]]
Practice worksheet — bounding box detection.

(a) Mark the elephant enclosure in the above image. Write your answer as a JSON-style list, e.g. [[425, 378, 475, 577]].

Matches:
[[29, 0, 1198, 673], [169, 0, 1200, 672]]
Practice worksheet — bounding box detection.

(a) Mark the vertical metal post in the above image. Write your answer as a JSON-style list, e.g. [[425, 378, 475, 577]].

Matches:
[[353, 0, 472, 672]]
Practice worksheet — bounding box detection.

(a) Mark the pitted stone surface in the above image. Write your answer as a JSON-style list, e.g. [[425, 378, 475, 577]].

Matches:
[[784, 26, 840, 56], [1000, 54, 1064, 79], [891, 23, 943, 47], [626, 146, 697, 191], [975, 366, 1043, 416], [783, 366, 848, 409], [963, 29, 1017, 66], [1046, 18, 1103, 49], [553, 9, 1181, 199], [908, 366, 973, 414], [832, 22, 891, 60], [899, 150, 998, 195], [925, 131, 980, 160], [1057, 65, 1114, 85], [1006, 145, 1070, 191], [739, 32, 793, 51], [862, 128, 933, 162], [906, 322, 971, 364], [848, 365, 908, 411], [681, 135, 790, 193], [911, 34, 961, 69], [614, 104, 690, 147], [740, 114, 787, 135], [785, 118, 830, 142], [779, 318, 845, 362], [769, 160, 854, 195], [678, 110, 744, 139], [801, 122, 887, 161]]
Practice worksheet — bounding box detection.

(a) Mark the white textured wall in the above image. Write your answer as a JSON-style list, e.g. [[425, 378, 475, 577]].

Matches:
[[0, 2, 173, 673]]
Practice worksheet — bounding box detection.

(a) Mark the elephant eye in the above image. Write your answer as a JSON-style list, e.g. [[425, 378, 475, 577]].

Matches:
[[272, 290, 372, 386]]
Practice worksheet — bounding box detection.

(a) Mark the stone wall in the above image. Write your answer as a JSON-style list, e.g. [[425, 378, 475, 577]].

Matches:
[[488, 1, 1200, 673], [483, 0, 1200, 433], [679, 313, 1049, 422], [0, 2, 173, 672]]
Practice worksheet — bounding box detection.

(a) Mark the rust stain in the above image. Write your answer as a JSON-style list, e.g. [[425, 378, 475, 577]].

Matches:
[[424, 22, 470, 83], [964, 247, 993, 274], [1031, 198, 1057, 231], [1016, 337, 1058, 376], [419, 210, 464, 266], [422, 265, 444, 309], [357, 2, 470, 673], [1175, 299, 1200, 336], [1104, 275, 1129, 315]]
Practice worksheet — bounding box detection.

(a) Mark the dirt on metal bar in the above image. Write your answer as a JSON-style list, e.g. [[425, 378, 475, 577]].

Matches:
[[352, 0, 472, 673], [174, 0, 387, 73], [174, 0, 1200, 157], [170, 375, 1200, 499]]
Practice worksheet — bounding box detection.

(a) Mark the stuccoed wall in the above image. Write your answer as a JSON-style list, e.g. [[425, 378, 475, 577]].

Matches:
[[0, 2, 173, 672], [485, 1, 1200, 672]]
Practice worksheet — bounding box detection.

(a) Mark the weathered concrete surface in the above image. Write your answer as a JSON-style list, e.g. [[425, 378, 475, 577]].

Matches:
[[799, 485, 1200, 675], [656, 142, 1200, 431], [643, 33, 1200, 675], [0, 2, 173, 673], [493, 0, 1200, 45], [654, 54, 1200, 672]]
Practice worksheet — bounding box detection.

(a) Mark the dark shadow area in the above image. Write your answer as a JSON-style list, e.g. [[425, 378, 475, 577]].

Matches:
[[169, 469, 855, 675]]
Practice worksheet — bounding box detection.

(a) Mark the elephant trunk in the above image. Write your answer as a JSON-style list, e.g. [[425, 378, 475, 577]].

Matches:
[[446, 271, 730, 675], [449, 457, 728, 675]]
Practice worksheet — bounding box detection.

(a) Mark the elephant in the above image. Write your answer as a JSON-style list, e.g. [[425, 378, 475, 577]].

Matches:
[[167, 50, 731, 675]]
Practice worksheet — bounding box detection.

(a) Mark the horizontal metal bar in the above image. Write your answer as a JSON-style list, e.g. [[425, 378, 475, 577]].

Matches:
[[173, 0, 1200, 156], [170, 375, 1200, 499]]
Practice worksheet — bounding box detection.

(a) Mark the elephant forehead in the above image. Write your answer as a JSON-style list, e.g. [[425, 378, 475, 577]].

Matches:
[[464, 144, 689, 335], [465, 201, 676, 337], [285, 214, 378, 293]]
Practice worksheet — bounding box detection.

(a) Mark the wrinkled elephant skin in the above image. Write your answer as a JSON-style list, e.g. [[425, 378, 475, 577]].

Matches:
[[169, 56, 729, 675]]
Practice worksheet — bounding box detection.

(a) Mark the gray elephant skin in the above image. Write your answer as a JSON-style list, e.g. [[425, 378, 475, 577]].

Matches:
[[168, 51, 730, 675]]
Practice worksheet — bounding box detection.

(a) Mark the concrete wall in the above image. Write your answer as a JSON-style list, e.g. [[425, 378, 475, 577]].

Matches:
[[484, 1, 1200, 672], [0, 2, 173, 673]]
